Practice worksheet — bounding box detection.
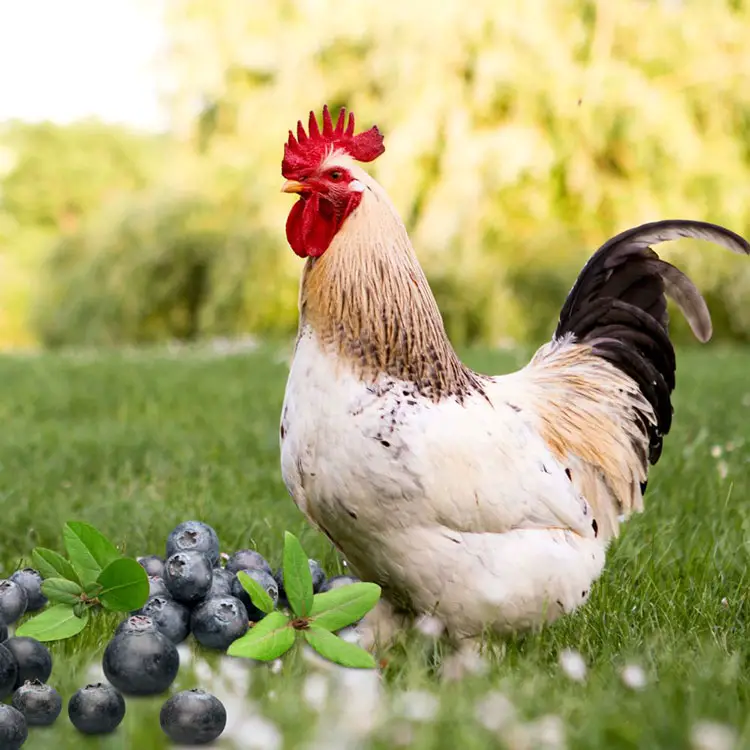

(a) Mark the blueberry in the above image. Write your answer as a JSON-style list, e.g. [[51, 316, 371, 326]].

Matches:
[[225, 549, 272, 576], [0, 581, 27, 625], [3, 637, 51, 690], [191, 596, 249, 650], [102, 630, 180, 696], [160, 689, 226, 745], [116, 614, 159, 637], [231, 568, 278, 621], [9, 569, 47, 612], [308, 559, 326, 592], [319, 574, 360, 592], [148, 576, 169, 599], [68, 682, 125, 735], [164, 551, 213, 605], [166, 521, 220, 567], [0, 618, 8, 644], [274, 568, 289, 609], [207, 567, 234, 599], [137, 555, 165, 578], [12, 679, 62, 726], [0, 704, 27, 749], [138, 595, 191, 644], [0, 644, 18, 699]]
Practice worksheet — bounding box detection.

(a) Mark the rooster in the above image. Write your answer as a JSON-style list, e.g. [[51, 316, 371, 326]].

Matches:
[[279, 105, 750, 648]]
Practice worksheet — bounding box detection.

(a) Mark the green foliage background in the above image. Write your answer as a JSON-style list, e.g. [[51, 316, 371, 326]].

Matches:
[[3, 0, 750, 348]]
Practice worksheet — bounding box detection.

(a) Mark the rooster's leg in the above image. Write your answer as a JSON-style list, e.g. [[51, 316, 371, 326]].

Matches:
[[438, 638, 490, 682], [353, 598, 410, 653]]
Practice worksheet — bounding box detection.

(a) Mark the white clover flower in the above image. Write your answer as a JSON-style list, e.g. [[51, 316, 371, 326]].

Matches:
[[620, 664, 647, 691], [302, 673, 329, 713], [690, 721, 737, 750], [475, 691, 517, 732], [414, 613, 445, 639], [392, 689, 439, 722], [559, 649, 587, 682]]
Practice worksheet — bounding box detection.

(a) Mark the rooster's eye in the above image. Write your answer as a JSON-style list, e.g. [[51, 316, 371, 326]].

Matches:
[[328, 170, 342, 181]]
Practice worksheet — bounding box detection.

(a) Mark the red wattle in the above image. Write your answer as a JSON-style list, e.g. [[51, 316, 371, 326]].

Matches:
[[285, 199, 309, 258], [285, 195, 337, 258], [285, 191, 363, 258]]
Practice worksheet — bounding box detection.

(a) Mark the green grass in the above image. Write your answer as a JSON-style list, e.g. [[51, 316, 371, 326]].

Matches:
[[0, 343, 749, 749]]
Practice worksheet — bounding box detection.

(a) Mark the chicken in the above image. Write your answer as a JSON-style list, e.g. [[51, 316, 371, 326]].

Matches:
[[279, 105, 750, 646]]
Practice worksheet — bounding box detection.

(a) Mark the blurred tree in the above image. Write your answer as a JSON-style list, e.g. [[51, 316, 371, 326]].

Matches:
[[32, 191, 297, 348], [0, 120, 168, 346], [155, 0, 750, 345], [10, 0, 750, 348], [1, 120, 167, 232]]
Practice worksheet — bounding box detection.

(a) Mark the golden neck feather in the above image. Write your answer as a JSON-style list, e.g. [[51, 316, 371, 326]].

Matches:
[[297, 179, 485, 400]]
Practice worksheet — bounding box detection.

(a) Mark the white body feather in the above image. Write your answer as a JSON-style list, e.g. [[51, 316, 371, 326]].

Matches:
[[281, 327, 606, 638]]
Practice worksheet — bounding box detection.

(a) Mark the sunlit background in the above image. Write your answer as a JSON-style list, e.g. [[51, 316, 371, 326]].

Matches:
[[2, 0, 750, 351]]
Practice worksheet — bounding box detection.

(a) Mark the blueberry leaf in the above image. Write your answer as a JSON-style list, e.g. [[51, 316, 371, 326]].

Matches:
[[67, 522, 120, 568], [15, 604, 89, 642], [63, 524, 105, 586], [282, 532, 313, 617], [227, 611, 294, 660], [41, 577, 83, 606], [310, 582, 381, 632], [237, 571, 275, 614], [303, 624, 376, 669], [32, 547, 80, 584], [84, 581, 103, 598], [97, 558, 150, 611]]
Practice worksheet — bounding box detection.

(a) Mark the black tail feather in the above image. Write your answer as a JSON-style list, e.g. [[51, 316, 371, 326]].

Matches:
[[556, 219, 750, 467]]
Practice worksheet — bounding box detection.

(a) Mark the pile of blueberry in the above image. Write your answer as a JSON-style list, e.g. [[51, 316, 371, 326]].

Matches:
[[131, 521, 354, 658], [0, 520, 357, 747]]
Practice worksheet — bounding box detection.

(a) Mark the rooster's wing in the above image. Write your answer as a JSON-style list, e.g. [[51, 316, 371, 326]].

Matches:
[[495, 220, 749, 538]]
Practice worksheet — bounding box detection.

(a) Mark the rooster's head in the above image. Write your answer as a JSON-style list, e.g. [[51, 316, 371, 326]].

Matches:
[[281, 105, 385, 258]]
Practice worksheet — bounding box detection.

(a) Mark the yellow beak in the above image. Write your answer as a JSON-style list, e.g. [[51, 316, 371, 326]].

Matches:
[[281, 179, 306, 194]]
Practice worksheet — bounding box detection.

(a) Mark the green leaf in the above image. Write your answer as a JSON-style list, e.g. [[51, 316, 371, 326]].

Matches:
[[15, 604, 89, 642], [63, 525, 104, 587], [62, 522, 120, 587], [237, 571, 275, 614], [32, 548, 80, 584], [97, 558, 149, 611], [41, 577, 83, 606], [227, 611, 295, 661], [84, 581, 103, 598], [282, 532, 313, 617], [303, 624, 376, 669], [67, 522, 121, 568], [310, 582, 381, 632]]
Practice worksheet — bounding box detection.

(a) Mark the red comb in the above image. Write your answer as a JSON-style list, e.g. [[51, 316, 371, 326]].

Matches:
[[282, 105, 385, 179]]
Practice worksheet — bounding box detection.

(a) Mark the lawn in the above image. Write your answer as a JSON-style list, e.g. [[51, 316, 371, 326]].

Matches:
[[0, 342, 748, 749]]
